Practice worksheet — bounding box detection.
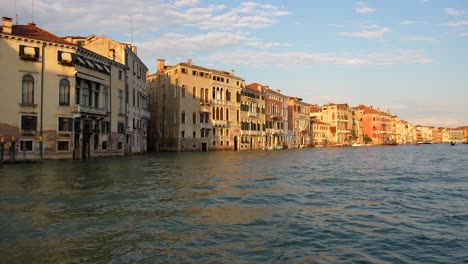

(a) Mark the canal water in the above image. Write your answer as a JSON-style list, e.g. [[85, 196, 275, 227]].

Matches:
[[1, 145, 467, 263]]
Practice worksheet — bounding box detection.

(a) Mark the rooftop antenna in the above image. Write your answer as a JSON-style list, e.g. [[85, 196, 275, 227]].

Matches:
[[15, 0, 18, 24], [131, 17, 133, 45]]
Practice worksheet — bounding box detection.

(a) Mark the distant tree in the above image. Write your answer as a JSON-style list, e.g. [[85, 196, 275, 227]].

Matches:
[[363, 135, 372, 144]]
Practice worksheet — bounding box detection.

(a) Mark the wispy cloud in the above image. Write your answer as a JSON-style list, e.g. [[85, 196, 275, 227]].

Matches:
[[328, 24, 345, 27], [401, 35, 439, 43], [400, 20, 417, 25], [203, 50, 433, 67], [354, 2, 376, 14], [445, 8, 466, 16], [459, 32, 468, 37], [340, 26, 390, 39], [446, 20, 468, 27]]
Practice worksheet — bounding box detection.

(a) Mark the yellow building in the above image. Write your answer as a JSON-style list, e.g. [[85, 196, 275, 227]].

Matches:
[[63, 35, 149, 154], [320, 103, 352, 146], [147, 59, 244, 151], [312, 121, 330, 147], [240, 85, 266, 150], [0, 17, 125, 159]]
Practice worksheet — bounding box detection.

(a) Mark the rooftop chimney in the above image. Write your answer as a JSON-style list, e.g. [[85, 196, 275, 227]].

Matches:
[[2, 17, 12, 34], [276, 89, 281, 94], [230, 69, 234, 75], [157, 59, 165, 73], [187, 59, 192, 65]]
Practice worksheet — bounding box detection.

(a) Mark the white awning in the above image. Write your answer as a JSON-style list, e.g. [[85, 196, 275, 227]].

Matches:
[[76, 72, 106, 85], [61, 52, 72, 63], [24, 46, 35, 56]]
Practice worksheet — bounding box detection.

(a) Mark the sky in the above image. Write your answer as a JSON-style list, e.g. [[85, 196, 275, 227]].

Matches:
[[2, 0, 467, 127]]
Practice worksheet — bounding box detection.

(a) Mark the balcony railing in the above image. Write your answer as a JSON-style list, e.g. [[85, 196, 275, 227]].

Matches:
[[200, 123, 212, 129], [212, 120, 229, 127], [248, 112, 258, 118], [73, 105, 108, 116]]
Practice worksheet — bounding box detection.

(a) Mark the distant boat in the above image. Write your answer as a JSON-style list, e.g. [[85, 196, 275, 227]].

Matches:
[[451, 141, 455, 146]]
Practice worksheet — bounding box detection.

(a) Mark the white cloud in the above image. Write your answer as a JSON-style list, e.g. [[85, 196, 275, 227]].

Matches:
[[459, 32, 468, 36], [174, 0, 199, 8], [401, 35, 439, 43], [446, 20, 468, 27], [400, 21, 417, 25], [203, 50, 433, 67], [445, 8, 466, 16], [328, 24, 345, 27], [340, 26, 391, 39], [354, 2, 376, 14]]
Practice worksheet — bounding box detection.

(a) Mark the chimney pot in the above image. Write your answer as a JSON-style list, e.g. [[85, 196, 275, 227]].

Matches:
[[2, 17, 13, 34], [187, 59, 192, 65]]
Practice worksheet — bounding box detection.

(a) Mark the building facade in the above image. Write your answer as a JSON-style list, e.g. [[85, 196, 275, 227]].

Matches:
[[147, 59, 244, 151], [288, 97, 311, 147], [320, 103, 352, 146], [240, 84, 266, 150], [0, 17, 125, 160], [63, 35, 149, 154]]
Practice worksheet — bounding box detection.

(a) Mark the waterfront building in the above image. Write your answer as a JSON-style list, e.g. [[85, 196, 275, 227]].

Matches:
[[441, 128, 464, 143], [415, 125, 434, 144], [253, 83, 289, 149], [432, 128, 442, 144], [457, 126, 468, 143], [288, 97, 312, 147], [320, 103, 352, 146], [312, 121, 330, 146], [356, 105, 392, 145], [147, 59, 244, 151], [241, 84, 266, 150], [0, 17, 125, 159], [63, 35, 149, 154], [350, 107, 364, 145]]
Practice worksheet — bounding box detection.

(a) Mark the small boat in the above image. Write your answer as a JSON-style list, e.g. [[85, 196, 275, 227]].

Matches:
[[450, 141, 455, 146]]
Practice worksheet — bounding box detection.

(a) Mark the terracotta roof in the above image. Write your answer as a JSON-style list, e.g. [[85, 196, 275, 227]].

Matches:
[[2, 23, 75, 45], [178, 62, 242, 80]]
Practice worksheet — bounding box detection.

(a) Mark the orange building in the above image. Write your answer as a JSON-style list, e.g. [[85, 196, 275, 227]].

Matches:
[[355, 105, 392, 145]]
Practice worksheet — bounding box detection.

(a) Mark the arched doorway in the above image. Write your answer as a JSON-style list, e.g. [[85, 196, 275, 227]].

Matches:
[[234, 136, 238, 151]]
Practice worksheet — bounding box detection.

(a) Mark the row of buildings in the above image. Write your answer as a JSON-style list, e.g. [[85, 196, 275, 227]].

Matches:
[[1, 17, 467, 160]]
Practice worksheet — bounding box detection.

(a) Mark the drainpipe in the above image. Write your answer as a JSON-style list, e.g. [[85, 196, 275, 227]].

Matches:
[[40, 42, 46, 160]]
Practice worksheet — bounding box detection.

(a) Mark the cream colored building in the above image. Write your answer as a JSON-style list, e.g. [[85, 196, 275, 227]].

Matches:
[[63, 35, 149, 154], [147, 59, 244, 151], [288, 97, 311, 147], [320, 103, 352, 146], [240, 85, 266, 150], [312, 121, 330, 146], [0, 17, 125, 159], [441, 128, 464, 143]]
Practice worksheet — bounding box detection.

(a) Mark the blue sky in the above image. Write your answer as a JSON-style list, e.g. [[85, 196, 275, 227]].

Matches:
[[2, 0, 467, 127]]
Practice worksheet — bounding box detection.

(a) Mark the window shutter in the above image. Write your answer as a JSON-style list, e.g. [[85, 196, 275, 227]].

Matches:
[[33, 116, 38, 130], [58, 51, 62, 61], [19, 45, 25, 57], [34, 47, 40, 59]]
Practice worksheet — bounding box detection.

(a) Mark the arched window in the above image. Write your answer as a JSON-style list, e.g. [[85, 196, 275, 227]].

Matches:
[[212, 107, 215, 118], [212, 87, 216, 99], [193, 112, 196, 124], [182, 85, 186, 97], [237, 109, 240, 122], [220, 107, 224, 120], [220, 88, 223, 100], [226, 89, 230, 101], [22, 75, 34, 105], [205, 89, 209, 102], [216, 107, 220, 120], [200, 88, 204, 102], [59, 78, 70, 106], [226, 109, 229, 121], [216, 87, 220, 100], [193, 87, 197, 98], [181, 111, 186, 123]]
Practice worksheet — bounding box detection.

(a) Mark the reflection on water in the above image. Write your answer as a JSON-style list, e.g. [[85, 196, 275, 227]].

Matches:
[[1, 145, 468, 263]]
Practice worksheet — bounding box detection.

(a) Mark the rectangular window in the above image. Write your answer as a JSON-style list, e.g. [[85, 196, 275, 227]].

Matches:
[[57, 51, 74, 66], [94, 135, 99, 150], [118, 90, 124, 114], [102, 141, 107, 150], [58, 117, 73, 132], [57, 141, 70, 151], [193, 131, 196, 138], [118, 70, 123, 80], [118, 122, 125, 134], [181, 131, 185, 138], [20, 140, 34, 151], [21, 115, 37, 132], [118, 142, 123, 149], [101, 121, 110, 134]]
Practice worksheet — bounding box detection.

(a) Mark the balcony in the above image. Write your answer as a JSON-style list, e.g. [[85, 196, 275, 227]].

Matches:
[[200, 123, 212, 129], [199, 99, 212, 106], [73, 105, 108, 117], [212, 120, 229, 127], [248, 112, 258, 118]]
